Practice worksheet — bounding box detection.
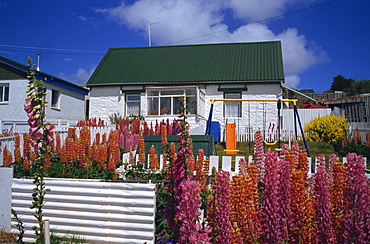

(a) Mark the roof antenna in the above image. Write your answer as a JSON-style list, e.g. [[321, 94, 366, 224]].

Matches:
[[37, 53, 41, 71], [147, 21, 159, 47]]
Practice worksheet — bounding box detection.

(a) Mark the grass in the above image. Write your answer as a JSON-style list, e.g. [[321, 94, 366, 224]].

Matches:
[[215, 140, 337, 166]]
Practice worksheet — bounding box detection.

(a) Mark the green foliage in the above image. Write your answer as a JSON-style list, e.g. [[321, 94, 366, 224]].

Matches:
[[330, 74, 370, 95], [123, 163, 166, 180], [108, 112, 125, 124], [304, 114, 348, 144], [49, 230, 87, 244], [12, 153, 117, 180], [332, 139, 370, 168], [330, 74, 355, 92], [11, 208, 24, 244], [108, 113, 145, 124], [348, 79, 370, 95]]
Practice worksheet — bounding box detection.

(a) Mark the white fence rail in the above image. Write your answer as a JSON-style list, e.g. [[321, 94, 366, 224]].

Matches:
[[0, 119, 80, 134], [9, 178, 157, 244]]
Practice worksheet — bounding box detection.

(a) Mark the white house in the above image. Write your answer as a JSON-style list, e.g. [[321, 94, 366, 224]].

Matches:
[[0, 56, 89, 131], [86, 41, 285, 139]]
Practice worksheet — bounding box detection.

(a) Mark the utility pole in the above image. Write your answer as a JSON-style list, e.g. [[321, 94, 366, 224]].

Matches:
[[147, 21, 159, 47]]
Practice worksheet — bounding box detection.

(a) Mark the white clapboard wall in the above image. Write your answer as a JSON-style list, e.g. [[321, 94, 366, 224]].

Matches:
[[11, 178, 157, 244]]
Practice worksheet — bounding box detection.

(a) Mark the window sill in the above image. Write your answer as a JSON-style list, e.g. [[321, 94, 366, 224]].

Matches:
[[51, 107, 61, 111], [0, 102, 9, 105]]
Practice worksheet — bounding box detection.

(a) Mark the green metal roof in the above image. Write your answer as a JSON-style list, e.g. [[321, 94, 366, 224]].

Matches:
[[87, 41, 284, 86]]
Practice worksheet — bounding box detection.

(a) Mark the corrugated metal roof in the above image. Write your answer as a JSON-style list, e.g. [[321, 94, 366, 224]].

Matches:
[[87, 41, 284, 86]]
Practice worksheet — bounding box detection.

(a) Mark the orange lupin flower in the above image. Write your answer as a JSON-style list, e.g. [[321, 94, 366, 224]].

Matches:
[[230, 162, 261, 243], [3, 146, 13, 167], [14, 133, 22, 162], [23, 156, 30, 170], [77, 126, 91, 169], [195, 149, 207, 190], [30, 149, 37, 163], [160, 124, 167, 152], [149, 145, 159, 169], [23, 133, 32, 160], [101, 132, 107, 145], [44, 148, 51, 172], [231, 222, 243, 243], [49, 131, 55, 152], [138, 131, 145, 165], [187, 153, 195, 174], [99, 143, 108, 169], [107, 130, 120, 170], [55, 132, 61, 155], [129, 148, 135, 164], [329, 156, 346, 243], [290, 168, 315, 243]]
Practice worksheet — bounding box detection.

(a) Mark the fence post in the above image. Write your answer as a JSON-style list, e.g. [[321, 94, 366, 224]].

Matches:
[[44, 219, 50, 244], [0, 168, 13, 231]]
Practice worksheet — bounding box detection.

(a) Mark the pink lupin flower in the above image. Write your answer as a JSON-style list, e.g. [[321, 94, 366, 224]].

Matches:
[[312, 154, 335, 243], [342, 153, 370, 244], [262, 151, 283, 243], [214, 171, 232, 243], [176, 178, 211, 244]]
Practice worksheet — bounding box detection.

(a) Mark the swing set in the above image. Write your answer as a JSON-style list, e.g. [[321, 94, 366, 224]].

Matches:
[[205, 98, 310, 157]]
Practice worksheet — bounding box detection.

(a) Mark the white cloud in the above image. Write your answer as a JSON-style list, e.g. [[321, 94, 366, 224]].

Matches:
[[227, 0, 287, 21], [59, 66, 96, 84], [97, 0, 327, 89], [285, 74, 301, 88]]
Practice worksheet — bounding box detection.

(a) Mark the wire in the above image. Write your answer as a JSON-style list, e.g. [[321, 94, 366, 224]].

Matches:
[[0, 44, 105, 54], [169, 0, 340, 44], [0, 0, 340, 53]]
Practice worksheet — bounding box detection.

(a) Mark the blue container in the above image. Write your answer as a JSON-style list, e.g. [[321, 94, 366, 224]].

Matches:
[[209, 121, 220, 142]]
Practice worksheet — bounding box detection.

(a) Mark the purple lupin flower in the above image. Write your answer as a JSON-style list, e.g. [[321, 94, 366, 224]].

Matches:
[[253, 130, 265, 181], [278, 159, 294, 243], [262, 151, 283, 243], [342, 153, 370, 244], [312, 154, 335, 243], [214, 171, 233, 243]]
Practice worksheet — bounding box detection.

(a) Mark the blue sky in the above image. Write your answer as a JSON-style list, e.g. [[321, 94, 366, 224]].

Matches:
[[0, 0, 368, 92]]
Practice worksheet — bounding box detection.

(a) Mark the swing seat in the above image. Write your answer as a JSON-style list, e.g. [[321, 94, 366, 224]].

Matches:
[[264, 140, 277, 146]]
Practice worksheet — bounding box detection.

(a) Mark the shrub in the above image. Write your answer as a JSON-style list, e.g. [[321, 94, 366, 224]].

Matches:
[[304, 114, 348, 143]]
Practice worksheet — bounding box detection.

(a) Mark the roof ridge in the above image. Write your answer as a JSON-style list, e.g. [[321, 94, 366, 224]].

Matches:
[[108, 40, 281, 51]]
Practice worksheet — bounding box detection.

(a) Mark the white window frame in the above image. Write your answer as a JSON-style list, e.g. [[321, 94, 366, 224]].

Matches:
[[51, 89, 60, 109], [0, 83, 9, 103], [146, 87, 197, 116], [126, 94, 141, 116], [224, 93, 241, 117]]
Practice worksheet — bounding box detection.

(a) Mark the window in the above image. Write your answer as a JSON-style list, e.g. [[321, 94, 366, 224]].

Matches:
[[126, 94, 140, 116], [224, 93, 241, 117], [147, 88, 197, 115], [0, 84, 9, 103], [51, 89, 60, 108]]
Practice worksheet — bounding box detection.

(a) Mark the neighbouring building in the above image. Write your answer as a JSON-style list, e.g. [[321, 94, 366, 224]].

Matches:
[[87, 41, 285, 139], [0, 56, 89, 132]]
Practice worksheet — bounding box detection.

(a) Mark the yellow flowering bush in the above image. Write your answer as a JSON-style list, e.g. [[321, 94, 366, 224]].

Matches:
[[304, 114, 348, 143]]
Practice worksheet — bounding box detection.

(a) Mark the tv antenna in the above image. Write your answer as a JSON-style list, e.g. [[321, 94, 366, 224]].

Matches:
[[147, 21, 159, 47]]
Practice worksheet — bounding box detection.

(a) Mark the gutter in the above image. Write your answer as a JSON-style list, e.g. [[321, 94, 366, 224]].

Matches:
[[282, 85, 320, 103]]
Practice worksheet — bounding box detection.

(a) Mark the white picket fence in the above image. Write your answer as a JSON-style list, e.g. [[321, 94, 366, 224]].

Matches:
[[0, 119, 80, 134], [121, 152, 369, 179]]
